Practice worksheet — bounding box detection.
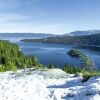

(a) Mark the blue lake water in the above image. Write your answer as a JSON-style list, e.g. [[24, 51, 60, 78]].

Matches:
[[15, 41, 100, 69], [16, 42, 81, 68], [0, 33, 100, 69]]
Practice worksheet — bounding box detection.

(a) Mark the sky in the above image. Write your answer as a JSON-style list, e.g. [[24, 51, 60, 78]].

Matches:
[[0, 0, 100, 34]]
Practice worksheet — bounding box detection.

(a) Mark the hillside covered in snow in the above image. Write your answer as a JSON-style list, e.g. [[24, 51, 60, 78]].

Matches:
[[0, 68, 100, 100]]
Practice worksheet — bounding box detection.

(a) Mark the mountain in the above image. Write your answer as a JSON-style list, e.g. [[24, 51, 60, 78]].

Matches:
[[0, 33, 54, 37], [0, 33, 54, 42], [64, 30, 100, 36], [22, 33, 100, 46]]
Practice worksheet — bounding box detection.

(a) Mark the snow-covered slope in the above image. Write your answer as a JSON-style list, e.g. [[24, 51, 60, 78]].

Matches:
[[0, 68, 100, 100]]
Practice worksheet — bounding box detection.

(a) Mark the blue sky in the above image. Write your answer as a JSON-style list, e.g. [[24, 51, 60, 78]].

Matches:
[[0, 0, 100, 34]]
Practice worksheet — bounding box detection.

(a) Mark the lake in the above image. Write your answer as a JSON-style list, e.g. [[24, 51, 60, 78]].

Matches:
[[0, 33, 100, 69], [16, 42, 81, 68], [15, 41, 100, 69]]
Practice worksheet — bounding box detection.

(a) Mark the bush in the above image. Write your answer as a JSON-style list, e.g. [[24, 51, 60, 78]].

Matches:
[[47, 64, 55, 69], [63, 64, 81, 74], [25, 55, 38, 68], [0, 65, 5, 72], [80, 55, 93, 71], [82, 71, 100, 82], [36, 63, 44, 69], [5, 62, 17, 72]]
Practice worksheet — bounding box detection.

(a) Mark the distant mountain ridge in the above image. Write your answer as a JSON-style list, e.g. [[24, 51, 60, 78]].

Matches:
[[64, 30, 100, 36], [0, 33, 54, 42], [22, 33, 100, 46], [0, 33, 54, 36]]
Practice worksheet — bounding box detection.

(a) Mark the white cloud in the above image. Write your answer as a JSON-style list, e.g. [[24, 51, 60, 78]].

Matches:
[[0, 0, 46, 22], [1, 22, 99, 35], [28, 24, 66, 33], [0, 12, 29, 23], [0, 23, 68, 34]]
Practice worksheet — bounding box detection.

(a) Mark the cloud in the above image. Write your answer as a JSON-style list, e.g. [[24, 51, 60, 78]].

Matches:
[[28, 24, 67, 34], [0, 12, 30, 23], [0, 0, 42, 9], [0, 0, 46, 22], [0, 0, 66, 34], [0, 0, 21, 8], [0, 22, 67, 34]]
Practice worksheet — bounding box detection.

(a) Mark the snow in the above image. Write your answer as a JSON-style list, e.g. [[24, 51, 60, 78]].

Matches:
[[0, 68, 100, 100]]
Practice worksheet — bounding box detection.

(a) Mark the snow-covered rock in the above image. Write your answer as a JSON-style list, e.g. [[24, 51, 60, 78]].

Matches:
[[0, 68, 100, 100]]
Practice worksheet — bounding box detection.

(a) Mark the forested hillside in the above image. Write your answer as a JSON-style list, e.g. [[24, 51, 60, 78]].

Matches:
[[0, 40, 41, 72], [22, 33, 100, 46]]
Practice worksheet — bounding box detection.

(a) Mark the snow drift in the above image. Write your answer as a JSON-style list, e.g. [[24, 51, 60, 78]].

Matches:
[[0, 68, 100, 100]]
